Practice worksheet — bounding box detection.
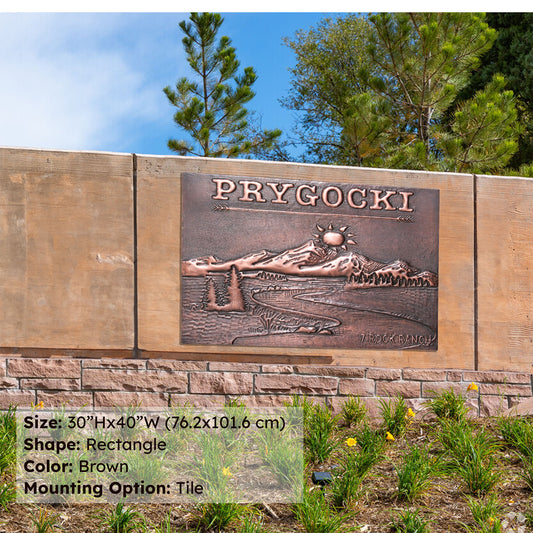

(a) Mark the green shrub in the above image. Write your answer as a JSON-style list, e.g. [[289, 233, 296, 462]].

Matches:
[[465, 494, 502, 530], [498, 415, 533, 458], [440, 420, 501, 496], [100, 502, 145, 533], [390, 508, 431, 533], [0, 482, 15, 510], [197, 502, 245, 532], [427, 388, 470, 422], [304, 403, 340, 464], [379, 396, 410, 438], [294, 486, 354, 533], [351, 424, 386, 478], [31, 508, 62, 533], [396, 443, 440, 502], [340, 396, 367, 428]]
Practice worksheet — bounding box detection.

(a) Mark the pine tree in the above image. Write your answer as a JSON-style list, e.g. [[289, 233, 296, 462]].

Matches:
[[164, 12, 281, 158], [284, 13, 522, 174]]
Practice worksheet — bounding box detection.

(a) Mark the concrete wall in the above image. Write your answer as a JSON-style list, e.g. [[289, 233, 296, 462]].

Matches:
[[0, 147, 532, 410]]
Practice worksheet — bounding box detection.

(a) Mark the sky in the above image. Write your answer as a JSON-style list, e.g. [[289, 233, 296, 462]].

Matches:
[[0, 12, 337, 156], [0, 6, 526, 157]]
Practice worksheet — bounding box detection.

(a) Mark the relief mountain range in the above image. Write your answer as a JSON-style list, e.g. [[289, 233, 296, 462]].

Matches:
[[182, 239, 438, 289]]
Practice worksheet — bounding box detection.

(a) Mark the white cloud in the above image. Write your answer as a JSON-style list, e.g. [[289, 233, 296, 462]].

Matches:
[[0, 14, 173, 153]]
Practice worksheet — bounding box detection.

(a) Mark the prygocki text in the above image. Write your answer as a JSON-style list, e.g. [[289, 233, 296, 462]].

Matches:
[[212, 178, 414, 212]]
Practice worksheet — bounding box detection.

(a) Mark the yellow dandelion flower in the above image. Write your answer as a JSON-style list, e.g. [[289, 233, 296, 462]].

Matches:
[[407, 408, 415, 418], [346, 437, 357, 447], [488, 517, 495, 525], [386, 432, 395, 441], [467, 382, 478, 392], [222, 467, 232, 477]]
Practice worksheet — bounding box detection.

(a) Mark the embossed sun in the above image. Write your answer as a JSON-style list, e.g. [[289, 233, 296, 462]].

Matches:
[[314, 224, 357, 251]]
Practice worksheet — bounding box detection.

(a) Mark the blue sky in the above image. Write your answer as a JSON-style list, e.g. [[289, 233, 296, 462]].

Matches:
[[0, 12, 337, 156]]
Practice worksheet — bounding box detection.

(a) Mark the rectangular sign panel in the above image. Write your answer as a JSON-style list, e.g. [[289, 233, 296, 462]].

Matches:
[[181, 173, 439, 351]]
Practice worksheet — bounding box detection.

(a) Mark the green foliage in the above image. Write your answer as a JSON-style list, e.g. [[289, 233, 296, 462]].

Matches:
[[31, 508, 62, 533], [390, 508, 431, 533], [351, 424, 386, 478], [0, 406, 16, 480], [164, 12, 281, 158], [396, 443, 440, 502], [379, 396, 410, 438], [498, 415, 533, 457], [101, 503, 145, 533], [238, 511, 266, 533], [293, 486, 354, 533], [439, 420, 501, 496], [463, 494, 503, 532], [284, 13, 522, 174], [340, 396, 367, 428], [453, 13, 533, 170], [304, 403, 340, 464], [427, 388, 470, 422], [0, 482, 15, 510], [151, 512, 174, 533], [330, 443, 366, 508], [283, 15, 376, 164], [197, 502, 245, 532], [519, 454, 533, 491]]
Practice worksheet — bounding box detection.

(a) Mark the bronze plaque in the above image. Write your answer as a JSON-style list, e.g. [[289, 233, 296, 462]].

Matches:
[[181, 173, 439, 351]]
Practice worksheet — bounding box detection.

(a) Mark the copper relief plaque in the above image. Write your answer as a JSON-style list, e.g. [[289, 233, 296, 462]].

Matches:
[[181, 173, 439, 351]]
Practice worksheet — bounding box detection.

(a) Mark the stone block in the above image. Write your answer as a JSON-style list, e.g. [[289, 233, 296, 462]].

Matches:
[[170, 394, 226, 409], [147, 360, 207, 371], [261, 365, 294, 374], [37, 391, 93, 409], [376, 381, 421, 398], [294, 365, 365, 377], [83, 369, 187, 393], [447, 371, 462, 382], [480, 395, 507, 417], [8, 358, 81, 378], [190, 372, 253, 395], [421, 381, 467, 397], [83, 359, 146, 370], [366, 368, 402, 380], [209, 362, 261, 373], [479, 383, 532, 396], [338, 378, 374, 396], [0, 359, 6, 377], [0, 377, 18, 389], [463, 371, 531, 384], [254, 374, 337, 395], [20, 378, 80, 390], [94, 391, 169, 408], [403, 369, 447, 381], [0, 390, 35, 408]]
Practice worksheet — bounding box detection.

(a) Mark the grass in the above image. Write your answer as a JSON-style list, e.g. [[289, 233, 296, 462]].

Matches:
[[379, 396, 411, 438], [304, 403, 340, 464], [294, 486, 354, 533], [30, 508, 62, 533], [498, 415, 533, 457], [2, 398, 533, 533], [100, 502, 145, 533], [390, 508, 431, 533], [196, 502, 245, 532], [439, 420, 501, 496], [465, 494, 502, 530], [340, 396, 367, 428], [396, 443, 440, 502], [427, 388, 470, 422]]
